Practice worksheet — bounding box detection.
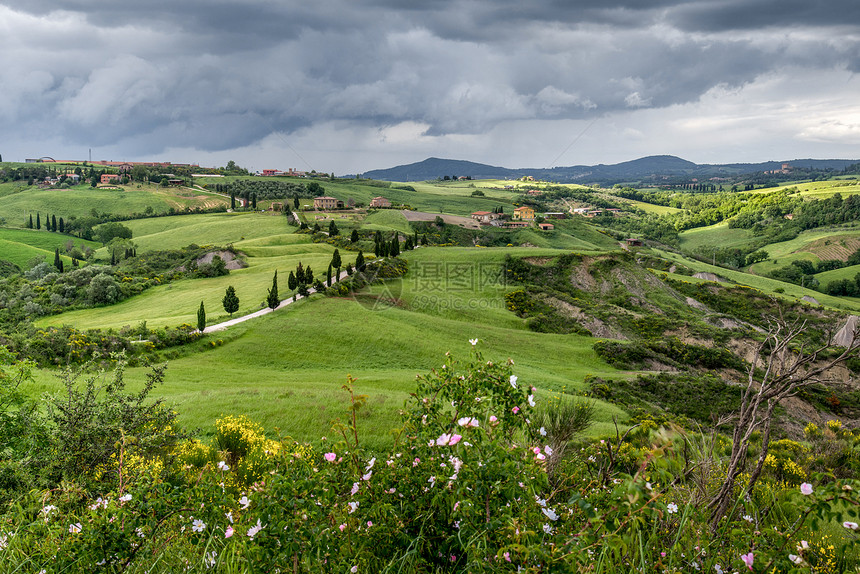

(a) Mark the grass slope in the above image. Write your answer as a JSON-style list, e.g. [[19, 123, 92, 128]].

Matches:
[[0, 182, 227, 224], [0, 228, 100, 267], [31, 245, 626, 449]]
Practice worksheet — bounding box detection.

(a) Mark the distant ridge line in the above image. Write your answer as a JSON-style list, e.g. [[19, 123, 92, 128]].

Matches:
[[361, 155, 859, 183]]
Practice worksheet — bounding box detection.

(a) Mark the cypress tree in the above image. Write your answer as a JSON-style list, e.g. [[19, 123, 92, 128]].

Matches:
[[51, 215, 57, 231], [328, 220, 339, 236], [331, 249, 342, 278], [59, 217, 64, 233], [267, 271, 279, 310], [305, 266, 314, 285], [54, 248, 62, 271], [28, 214, 33, 229], [350, 228, 359, 243], [390, 235, 400, 257], [296, 262, 305, 285], [36, 213, 41, 230], [355, 250, 365, 272], [222, 285, 239, 317], [293, 195, 299, 209], [288, 271, 297, 291], [327, 263, 332, 287], [346, 263, 353, 276], [197, 301, 206, 332], [251, 193, 257, 209], [374, 237, 381, 257], [230, 192, 236, 209]]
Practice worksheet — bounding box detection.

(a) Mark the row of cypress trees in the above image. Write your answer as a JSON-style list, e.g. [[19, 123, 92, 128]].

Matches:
[[26, 213, 66, 233]]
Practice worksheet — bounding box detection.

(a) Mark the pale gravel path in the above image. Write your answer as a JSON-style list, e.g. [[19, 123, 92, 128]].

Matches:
[[202, 269, 351, 333]]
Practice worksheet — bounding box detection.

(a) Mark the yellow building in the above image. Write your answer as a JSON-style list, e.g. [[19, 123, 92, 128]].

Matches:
[[512, 206, 535, 220]]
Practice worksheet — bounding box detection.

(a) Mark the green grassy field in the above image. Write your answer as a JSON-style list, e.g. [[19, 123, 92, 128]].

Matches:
[[815, 263, 860, 285], [0, 182, 227, 224], [761, 179, 860, 199], [196, 176, 525, 217], [651, 247, 860, 312], [39, 213, 354, 330], [678, 222, 755, 252], [617, 198, 683, 215], [747, 225, 860, 275], [0, 228, 101, 267], [31, 244, 627, 449]]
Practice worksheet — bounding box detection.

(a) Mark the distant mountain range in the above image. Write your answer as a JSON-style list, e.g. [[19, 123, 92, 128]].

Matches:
[[361, 155, 859, 184]]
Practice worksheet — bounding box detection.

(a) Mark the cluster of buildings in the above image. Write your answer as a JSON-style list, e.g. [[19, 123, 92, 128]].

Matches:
[[311, 196, 393, 210], [470, 206, 559, 230], [571, 207, 622, 217], [260, 168, 308, 177]]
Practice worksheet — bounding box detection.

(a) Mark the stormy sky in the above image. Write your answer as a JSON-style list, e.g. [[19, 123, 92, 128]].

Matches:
[[2, 0, 859, 174]]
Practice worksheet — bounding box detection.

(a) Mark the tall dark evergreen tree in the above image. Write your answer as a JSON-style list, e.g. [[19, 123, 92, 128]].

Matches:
[[28, 214, 33, 229], [328, 220, 339, 236], [58, 217, 64, 233], [51, 215, 57, 232], [36, 213, 41, 230], [296, 262, 305, 285], [197, 301, 206, 332], [305, 266, 314, 284], [230, 192, 236, 209], [54, 248, 62, 272], [350, 229, 359, 243], [251, 193, 257, 209], [267, 271, 279, 310], [355, 250, 365, 272], [222, 285, 239, 317], [293, 195, 299, 209], [326, 263, 332, 287], [390, 235, 400, 257], [331, 249, 342, 278]]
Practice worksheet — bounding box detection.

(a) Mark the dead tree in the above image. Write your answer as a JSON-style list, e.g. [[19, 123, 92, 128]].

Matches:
[[707, 317, 859, 529]]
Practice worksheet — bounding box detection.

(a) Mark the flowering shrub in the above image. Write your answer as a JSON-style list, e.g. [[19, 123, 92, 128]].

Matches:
[[0, 346, 858, 572]]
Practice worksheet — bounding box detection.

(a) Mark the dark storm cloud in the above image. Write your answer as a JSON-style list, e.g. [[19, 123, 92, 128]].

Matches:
[[2, 0, 859, 161]]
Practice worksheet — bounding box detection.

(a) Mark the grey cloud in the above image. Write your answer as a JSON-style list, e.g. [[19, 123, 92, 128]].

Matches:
[[2, 0, 859, 162]]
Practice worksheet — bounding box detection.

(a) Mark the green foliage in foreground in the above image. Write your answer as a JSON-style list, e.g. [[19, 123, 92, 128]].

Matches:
[[1, 349, 858, 572]]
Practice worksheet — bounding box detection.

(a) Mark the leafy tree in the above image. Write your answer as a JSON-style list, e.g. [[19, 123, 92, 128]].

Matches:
[[91, 176, 98, 188], [87, 273, 120, 304], [197, 301, 206, 332], [94, 222, 133, 244], [44, 359, 183, 487], [222, 286, 240, 317], [267, 271, 279, 310]]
